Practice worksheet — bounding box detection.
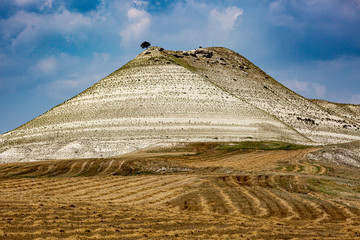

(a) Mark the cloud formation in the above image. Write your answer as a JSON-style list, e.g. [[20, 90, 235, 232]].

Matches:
[[282, 80, 327, 99], [0, 7, 93, 47], [209, 7, 243, 31], [120, 7, 151, 45], [36, 56, 57, 74]]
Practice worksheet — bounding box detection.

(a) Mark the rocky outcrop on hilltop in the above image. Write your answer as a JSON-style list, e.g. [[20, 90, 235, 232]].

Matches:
[[0, 47, 359, 163]]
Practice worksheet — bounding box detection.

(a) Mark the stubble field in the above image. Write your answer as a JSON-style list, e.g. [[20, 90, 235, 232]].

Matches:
[[1, 142, 360, 239]]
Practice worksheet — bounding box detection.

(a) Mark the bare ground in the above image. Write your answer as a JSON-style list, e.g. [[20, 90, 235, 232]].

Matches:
[[1, 142, 360, 239]]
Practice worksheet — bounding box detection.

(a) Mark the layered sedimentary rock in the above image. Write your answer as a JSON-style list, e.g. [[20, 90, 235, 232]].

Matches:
[[0, 47, 359, 162], [172, 47, 360, 144]]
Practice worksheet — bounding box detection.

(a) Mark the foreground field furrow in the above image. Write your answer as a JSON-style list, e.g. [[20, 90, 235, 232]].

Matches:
[[66, 176, 161, 200], [109, 177, 193, 204], [198, 180, 232, 214], [146, 188, 194, 205], [214, 177, 255, 215], [311, 198, 349, 222], [62, 161, 80, 176], [20, 178, 101, 197], [276, 190, 319, 220], [0, 178, 46, 191], [204, 177, 240, 215], [296, 195, 329, 221], [262, 188, 301, 219], [123, 182, 195, 205], [74, 160, 96, 176], [84, 175, 182, 201], [41, 164, 75, 177], [325, 199, 359, 220], [72, 161, 93, 176], [0, 178, 83, 195], [251, 186, 290, 218], [46, 178, 124, 198], [99, 160, 115, 175], [25, 165, 50, 176], [227, 177, 266, 216]]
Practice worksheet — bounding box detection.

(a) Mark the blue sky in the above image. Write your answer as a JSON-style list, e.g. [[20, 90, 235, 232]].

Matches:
[[0, 0, 360, 134]]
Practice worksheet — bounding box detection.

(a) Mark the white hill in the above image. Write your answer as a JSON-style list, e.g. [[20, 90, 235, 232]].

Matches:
[[0, 47, 359, 163]]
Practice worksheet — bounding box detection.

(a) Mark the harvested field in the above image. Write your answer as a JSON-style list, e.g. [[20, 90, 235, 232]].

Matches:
[[1, 141, 360, 239]]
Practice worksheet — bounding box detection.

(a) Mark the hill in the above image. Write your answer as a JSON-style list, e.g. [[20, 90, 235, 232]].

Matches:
[[0, 47, 359, 163]]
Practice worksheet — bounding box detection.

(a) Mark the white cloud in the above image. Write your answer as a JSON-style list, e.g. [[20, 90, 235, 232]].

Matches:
[[349, 95, 360, 104], [13, 0, 54, 10], [209, 6, 243, 31], [40, 0, 54, 10], [271, 55, 360, 102], [133, 0, 148, 7], [313, 83, 326, 98], [268, 0, 297, 27], [1, 7, 93, 47], [120, 7, 151, 45], [14, 0, 36, 6], [282, 79, 327, 99], [36, 56, 57, 74], [267, 0, 360, 32], [339, 94, 360, 105], [35, 52, 114, 100]]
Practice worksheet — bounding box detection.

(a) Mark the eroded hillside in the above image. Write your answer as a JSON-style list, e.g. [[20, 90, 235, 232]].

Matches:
[[0, 47, 317, 163], [163, 47, 360, 144]]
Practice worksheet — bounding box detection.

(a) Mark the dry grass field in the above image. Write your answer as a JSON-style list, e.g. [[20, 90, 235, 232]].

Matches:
[[1, 141, 360, 239]]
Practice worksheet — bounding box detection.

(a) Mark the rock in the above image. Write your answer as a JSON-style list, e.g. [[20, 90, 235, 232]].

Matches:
[[195, 49, 210, 54], [202, 52, 213, 58], [171, 54, 183, 58]]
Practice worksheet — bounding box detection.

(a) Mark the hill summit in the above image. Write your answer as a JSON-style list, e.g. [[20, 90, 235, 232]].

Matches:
[[1, 47, 359, 162]]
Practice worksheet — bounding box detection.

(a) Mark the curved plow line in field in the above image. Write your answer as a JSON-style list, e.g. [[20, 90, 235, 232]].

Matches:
[[63, 161, 81, 176], [311, 197, 348, 222], [214, 177, 257, 215], [250, 186, 289, 218], [206, 177, 241, 214], [264, 188, 305, 220], [197, 180, 232, 214], [84, 175, 184, 201], [98, 160, 115, 175], [151, 189, 200, 206], [1, 178, 82, 194], [18, 178, 104, 197], [119, 178, 196, 204], [109, 177, 192, 204], [65, 176, 166, 200], [324, 198, 359, 220], [227, 177, 267, 216], [72, 160, 94, 176]]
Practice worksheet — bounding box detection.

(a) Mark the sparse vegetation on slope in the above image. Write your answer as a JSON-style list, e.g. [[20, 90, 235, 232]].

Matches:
[[164, 47, 360, 144]]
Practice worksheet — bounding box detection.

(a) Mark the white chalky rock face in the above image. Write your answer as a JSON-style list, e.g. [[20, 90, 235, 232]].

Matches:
[[177, 47, 360, 145], [0, 47, 359, 163]]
